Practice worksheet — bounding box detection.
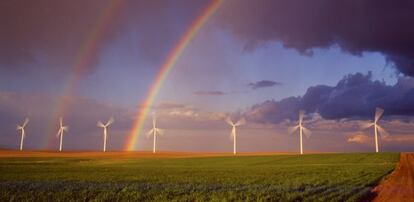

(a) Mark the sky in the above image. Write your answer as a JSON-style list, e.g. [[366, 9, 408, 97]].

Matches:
[[1, 0, 414, 152]]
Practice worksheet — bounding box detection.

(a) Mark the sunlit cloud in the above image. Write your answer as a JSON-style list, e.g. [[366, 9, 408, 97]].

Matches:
[[347, 133, 371, 144]]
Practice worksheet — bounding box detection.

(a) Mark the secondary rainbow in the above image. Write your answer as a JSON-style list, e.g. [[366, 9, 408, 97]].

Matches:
[[125, 0, 223, 150], [44, 0, 124, 148]]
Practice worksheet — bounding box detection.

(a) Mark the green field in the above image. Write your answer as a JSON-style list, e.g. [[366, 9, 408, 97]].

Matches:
[[0, 153, 399, 201]]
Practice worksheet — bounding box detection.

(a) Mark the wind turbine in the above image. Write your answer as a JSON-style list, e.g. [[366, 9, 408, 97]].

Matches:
[[147, 113, 163, 153], [16, 118, 29, 151], [97, 117, 114, 152], [289, 110, 311, 155], [361, 108, 388, 153], [226, 117, 245, 155], [56, 117, 68, 152]]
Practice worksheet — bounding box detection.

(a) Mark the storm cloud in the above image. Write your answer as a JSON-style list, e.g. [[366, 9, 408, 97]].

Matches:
[[0, 0, 207, 73], [246, 72, 414, 123], [248, 80, 282, 90], [218, 0, 414, 76]]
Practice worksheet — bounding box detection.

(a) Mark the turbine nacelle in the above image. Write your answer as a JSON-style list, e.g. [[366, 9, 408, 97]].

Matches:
[[16, 118, 29, 131], [288, 110, 311, 154], [98, 117, 114, 128], [360, 108, 388, 138], [225, 117, 245, 155], [56, 126, 69, 137], [147, 113, 163, 137], [56, 117, 69, 138], [360, 107, 388, 153], [289, 111, 311, 138], [288, 125, 312, 138], [16, 118, 29, 151], [147, 128, 164, 137], [226, 117, 245, 139], [147, 112, 164, 153], [97, 117, 114, 152], [226, 117, 245, 127], [56, 117, 68, 152]]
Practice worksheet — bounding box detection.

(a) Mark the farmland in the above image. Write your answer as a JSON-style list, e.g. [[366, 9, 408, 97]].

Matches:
[[0, 151, 399, 201]]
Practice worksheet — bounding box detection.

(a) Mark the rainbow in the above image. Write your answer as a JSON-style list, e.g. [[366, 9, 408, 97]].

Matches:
[[44, 0, 125, 148], [125, 0, 223, 150]]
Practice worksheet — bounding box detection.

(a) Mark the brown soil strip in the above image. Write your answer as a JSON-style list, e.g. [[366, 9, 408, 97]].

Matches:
[[372, 153, 414, 202]]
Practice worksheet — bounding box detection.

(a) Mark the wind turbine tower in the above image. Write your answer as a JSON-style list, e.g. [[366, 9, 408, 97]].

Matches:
[[289, 111, 311, 155], [56, 117, 68, 152], [147, 113, 164, 153], [16, 118, 29, 151], [362, 108, 388, 153], [98, 117, 114, 152], [226, 117, 245, 155]]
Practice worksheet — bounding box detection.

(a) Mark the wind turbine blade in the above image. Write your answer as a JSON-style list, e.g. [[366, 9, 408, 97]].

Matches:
[[302, 126, 312, 138], [146, 129, 154, 137], [235, 118, 246, 126], [56, 129, 62, 138], [359, 122, 374, 130], [151, 112, 157, 127], [299, 110, 305, 124], [225, 117, 234, 126], [107, 117, 114, 126], [377, 125, 389, 138], [22, 118, 29, 128], [288, 125, 300, 134], [156, 128, 165, 136], [16, 125, 22, 130], [375, 108, 384, 123], [59, 117, 63, 127], [97, 121, 104, 127], [62, 126, 69, 132]]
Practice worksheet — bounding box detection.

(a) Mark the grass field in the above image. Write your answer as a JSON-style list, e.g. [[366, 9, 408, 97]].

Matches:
[[0, 152, 399, 201]]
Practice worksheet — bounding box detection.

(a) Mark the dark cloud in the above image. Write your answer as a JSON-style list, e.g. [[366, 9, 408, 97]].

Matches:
[[246, 72, 414, 123], [247, 98, 300, 124], [0, 0, 206, 73], [194, 90, 227, 96], [248, 80, 282, 90], [218, 0, 414, 76], [0, 0, 117, 73]]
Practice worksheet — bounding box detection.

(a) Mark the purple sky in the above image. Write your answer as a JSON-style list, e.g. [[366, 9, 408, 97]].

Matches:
[[1, 0, 414, 152]]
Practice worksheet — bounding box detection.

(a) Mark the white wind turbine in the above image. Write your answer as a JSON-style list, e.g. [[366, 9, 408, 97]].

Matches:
[[97, 117, 114, 152], [226, 117, 246, 155], [289, 110, 311, 155], [56, 117, 68, 152], [147, 113, 164, 153], [361, 108, 388, 153], [16, 118, 29, 151]]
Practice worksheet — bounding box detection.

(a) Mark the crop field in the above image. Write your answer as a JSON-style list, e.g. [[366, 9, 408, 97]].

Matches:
[[0, 152, 399, 202]]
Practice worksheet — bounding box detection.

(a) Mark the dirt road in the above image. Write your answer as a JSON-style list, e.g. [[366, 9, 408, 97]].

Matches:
[[373, 153, 414, 202]]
